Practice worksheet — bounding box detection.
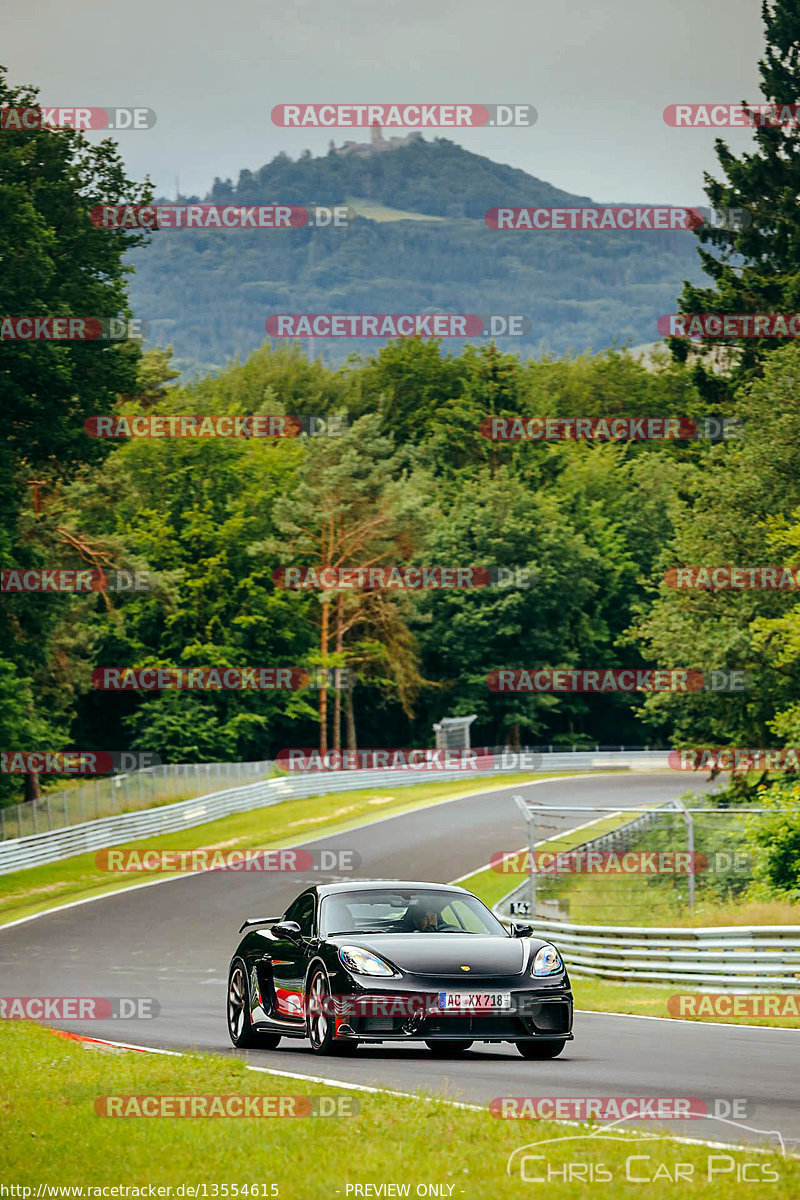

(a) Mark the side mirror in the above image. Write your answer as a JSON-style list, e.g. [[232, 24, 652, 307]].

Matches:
[[272, 920, 303, 941], [512, 921, 534, 937]]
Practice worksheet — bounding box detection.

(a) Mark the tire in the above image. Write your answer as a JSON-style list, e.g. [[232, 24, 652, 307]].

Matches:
[[306, 968, 358, 1056], [227, 958, 281, 1050], [516, 1039, 566, 1059], [425, 1040, 473, 1056]]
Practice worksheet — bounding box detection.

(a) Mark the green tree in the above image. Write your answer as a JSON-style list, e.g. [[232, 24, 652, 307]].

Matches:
[[0, 65, 151, 800], [670, 0, 800, 397], [263, 414, 431, 750], [631, 345, 800, 745]]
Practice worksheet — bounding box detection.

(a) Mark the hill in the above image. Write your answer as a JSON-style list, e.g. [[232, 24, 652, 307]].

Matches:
[[127, 137, 707, 377]]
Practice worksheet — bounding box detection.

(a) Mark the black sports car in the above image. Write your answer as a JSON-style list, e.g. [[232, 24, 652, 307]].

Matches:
[[226, 881, 573, 1057]]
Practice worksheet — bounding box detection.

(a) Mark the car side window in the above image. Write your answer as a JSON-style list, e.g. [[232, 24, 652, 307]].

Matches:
[[285, 893, 315, 937]]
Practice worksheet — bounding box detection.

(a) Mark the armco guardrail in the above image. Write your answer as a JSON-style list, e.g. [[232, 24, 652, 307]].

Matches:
[[0, 750, 670, 875], [496, 910, 800, 991]]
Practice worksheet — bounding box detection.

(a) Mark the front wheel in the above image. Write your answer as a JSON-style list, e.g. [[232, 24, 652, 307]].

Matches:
[[227, 958, 281, 1049], [425, 1040, 473, 1056], [306, 968, 358, 1056], [516, 1039, 566, 1059]]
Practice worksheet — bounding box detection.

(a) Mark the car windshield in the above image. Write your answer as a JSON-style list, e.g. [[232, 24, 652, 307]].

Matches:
[[319, 889, 507, 937]]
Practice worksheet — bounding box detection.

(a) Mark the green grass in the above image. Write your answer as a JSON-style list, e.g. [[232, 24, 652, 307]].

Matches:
[[347, 195, 446, 222], [570, 977, 800, 1029], [458, 810, 644, 911], [0, 1022, 793, 1195], [0, 772, 566, 927]]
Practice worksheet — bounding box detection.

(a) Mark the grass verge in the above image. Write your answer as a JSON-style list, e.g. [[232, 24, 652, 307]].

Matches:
[[0, 1022, 793, 1196], [0, 772, 568, 927]]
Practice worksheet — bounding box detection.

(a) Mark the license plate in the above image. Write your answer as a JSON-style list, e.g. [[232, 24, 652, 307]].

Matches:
[[437, 991, 512, 1011]]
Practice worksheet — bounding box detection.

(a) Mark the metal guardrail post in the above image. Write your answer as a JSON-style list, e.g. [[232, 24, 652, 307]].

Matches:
[[512, 793, 536, 918], [670, 795, 696, 912]]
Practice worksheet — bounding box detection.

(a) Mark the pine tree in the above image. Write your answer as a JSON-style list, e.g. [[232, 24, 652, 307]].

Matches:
[[670, 0, 800, 398]]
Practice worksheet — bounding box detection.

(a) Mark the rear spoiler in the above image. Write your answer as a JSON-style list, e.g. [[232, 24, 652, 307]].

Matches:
[[238, 916, 279, 934]]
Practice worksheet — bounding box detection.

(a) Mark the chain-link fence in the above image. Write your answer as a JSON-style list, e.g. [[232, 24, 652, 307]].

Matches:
[[0, 760, 275, 841]]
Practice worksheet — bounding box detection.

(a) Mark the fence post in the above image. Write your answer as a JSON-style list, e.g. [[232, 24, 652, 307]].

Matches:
[[17, 803, 23, 839], [668, 796, 696, 913]]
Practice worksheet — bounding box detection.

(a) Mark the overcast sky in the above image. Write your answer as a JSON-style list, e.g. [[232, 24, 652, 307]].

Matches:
[[4, 0, 766, 204]]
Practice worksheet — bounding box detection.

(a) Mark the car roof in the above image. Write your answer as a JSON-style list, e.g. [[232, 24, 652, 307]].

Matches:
[[311, 881, 473, 898]]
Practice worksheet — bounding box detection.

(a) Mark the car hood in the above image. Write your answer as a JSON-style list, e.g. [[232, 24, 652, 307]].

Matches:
[[332, 933, 533, 977]]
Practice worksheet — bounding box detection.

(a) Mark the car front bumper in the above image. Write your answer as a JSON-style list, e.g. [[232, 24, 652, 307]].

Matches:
[[329, 971, 573, 1042]]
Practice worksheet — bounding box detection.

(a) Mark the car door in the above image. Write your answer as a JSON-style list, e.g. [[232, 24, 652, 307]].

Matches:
[[269, 891, 317, 1021]]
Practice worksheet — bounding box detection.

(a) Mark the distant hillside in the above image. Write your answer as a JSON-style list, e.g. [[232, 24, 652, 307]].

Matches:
[[127, 138, 707, 377], [205, 135, 594, 217]]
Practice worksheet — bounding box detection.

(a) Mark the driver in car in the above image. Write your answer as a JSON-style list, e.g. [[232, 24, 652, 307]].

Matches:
[[406, 902, 442, 931]]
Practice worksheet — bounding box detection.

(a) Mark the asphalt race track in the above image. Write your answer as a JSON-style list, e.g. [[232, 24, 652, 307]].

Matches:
[[2, 772, 797, 1152]]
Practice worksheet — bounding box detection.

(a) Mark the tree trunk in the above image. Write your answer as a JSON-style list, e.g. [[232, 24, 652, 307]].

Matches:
[[509, 722, 521, 750], [319, 598, 330, 753], [24, 772, 41, 804], [333, 594, 344, 751], [346, 678, 357, 751]]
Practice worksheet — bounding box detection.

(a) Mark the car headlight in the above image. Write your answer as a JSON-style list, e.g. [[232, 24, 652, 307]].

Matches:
[[338, 946, 396, 976], [531, 943, 563, 976]]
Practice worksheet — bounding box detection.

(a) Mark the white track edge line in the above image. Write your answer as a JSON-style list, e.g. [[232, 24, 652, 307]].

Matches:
[[53, 1031, 797, 1154]]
